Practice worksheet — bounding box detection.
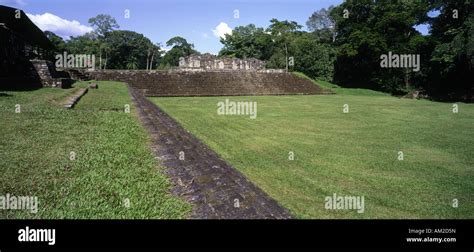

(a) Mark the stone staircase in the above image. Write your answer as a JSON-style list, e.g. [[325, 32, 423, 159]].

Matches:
[[89, 70, 329, 97], [63, 69, 91, 81], [30, 60, 73, 88]]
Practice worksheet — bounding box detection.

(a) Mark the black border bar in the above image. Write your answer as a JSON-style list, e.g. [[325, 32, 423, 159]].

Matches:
[[0, 220, 472, 250]]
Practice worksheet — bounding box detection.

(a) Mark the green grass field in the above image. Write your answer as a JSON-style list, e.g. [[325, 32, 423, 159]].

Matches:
[[0, 81, 191, 219], [150, 78, 474, 219], [1, 77, 472, 219]]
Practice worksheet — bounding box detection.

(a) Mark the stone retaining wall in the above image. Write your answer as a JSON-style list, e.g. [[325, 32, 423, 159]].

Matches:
[[86, 69, 329, 96]]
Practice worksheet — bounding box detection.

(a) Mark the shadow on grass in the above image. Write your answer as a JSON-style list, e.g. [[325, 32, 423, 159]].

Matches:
[[0, 81, 43, 91]]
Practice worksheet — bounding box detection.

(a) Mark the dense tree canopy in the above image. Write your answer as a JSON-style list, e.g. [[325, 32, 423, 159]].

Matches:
[[103, 30, 157, 69], [218, 0, 471, 99], [218, 19, 335, 80], [44, 14, 161, 70], [329, 0, 431, 93], [325, 0, 472, 98], [219, 24, 274, 60], [427, 0, 473, 99], [290, 33, 336, 81]]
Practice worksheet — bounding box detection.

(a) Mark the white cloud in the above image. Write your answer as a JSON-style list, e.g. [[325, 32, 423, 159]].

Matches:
[[160, 47, 172, 56], [202, 33, 209, 39], [26, 12, 93, 39], [212, 22, 232, 39]]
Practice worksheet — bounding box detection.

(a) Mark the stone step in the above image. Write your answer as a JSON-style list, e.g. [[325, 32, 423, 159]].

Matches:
[[90, 70, 330, 97]]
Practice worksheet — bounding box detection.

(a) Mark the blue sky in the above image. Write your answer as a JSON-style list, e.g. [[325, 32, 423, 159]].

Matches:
[[1, 0, 430, 54]]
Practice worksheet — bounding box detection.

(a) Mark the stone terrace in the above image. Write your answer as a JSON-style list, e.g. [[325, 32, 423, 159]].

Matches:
[[87, 70, 330, 97]]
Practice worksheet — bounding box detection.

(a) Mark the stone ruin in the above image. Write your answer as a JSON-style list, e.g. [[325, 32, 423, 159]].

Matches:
[[29, 60, 73, 88], [179, 53, 265, 71], [88, 70, 330, 97], [0, 6, 86, 89]]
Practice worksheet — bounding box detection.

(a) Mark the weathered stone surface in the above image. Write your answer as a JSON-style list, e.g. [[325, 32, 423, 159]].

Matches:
[[63, 88, 88, 109], [402, 90, 428, 99], [129, 87, 293, 219], [61, 68, 91, 81], [88, 70, 331, 97], [30, 60, 73, 88], [179, 53, 265, 71]]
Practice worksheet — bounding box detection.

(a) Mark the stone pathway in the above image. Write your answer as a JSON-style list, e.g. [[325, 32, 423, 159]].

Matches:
[[129, 87, 293, 219], [62, 87, 88, 109]]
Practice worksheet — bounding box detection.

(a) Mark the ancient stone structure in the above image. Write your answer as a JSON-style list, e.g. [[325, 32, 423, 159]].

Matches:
[[87, 70, 331, 97], [29, 60, 73, 88], [62, 87, 88, 109], [0, 5, 80, 89], [179, 54, 265, 71], [0, 6, 52, 69]]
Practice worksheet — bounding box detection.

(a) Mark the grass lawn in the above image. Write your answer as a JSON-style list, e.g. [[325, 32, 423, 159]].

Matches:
[[150, 79, 474, 219], [0, 81, 191, 219]]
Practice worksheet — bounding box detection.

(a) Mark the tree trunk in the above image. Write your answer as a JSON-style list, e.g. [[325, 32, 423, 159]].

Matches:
[[150, 52, 155, 71], [104, 51, 108, 70], [146, 50, 151, 70], [285, 43, 288, 72], [99, 50, 102, 70], [405, 68, 410, 90]]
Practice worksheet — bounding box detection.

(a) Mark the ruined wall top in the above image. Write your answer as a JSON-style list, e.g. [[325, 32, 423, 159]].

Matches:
[[179, 53, 265, 71]]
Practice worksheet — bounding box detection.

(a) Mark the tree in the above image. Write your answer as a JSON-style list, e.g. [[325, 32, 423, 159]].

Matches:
[[88, 14, 120, 69], [104, 30, 156, 69], [307, 6, 336, 42], [44, 31, 66, 61], [44, 31, 66, 52], [126, 57, 138, 70], [166, 36, 192, 49], [217, 20, 335, 81], [146, 43, 161, 70], [88, 14, 119, 37], [62, 28, 159, 70], [330, 0, 430, 93], [100, 42, 112, 69], [267, 19, 302, 72], [219, 24, 274, 60], [427, 0, 473, 99], [162, 36, 197, 66], [290, 33, 336, 81], [66, 32, 99, 55]]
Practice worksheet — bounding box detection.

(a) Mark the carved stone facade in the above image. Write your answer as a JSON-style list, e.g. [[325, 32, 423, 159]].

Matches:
[[179, 53, 265, 71]]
